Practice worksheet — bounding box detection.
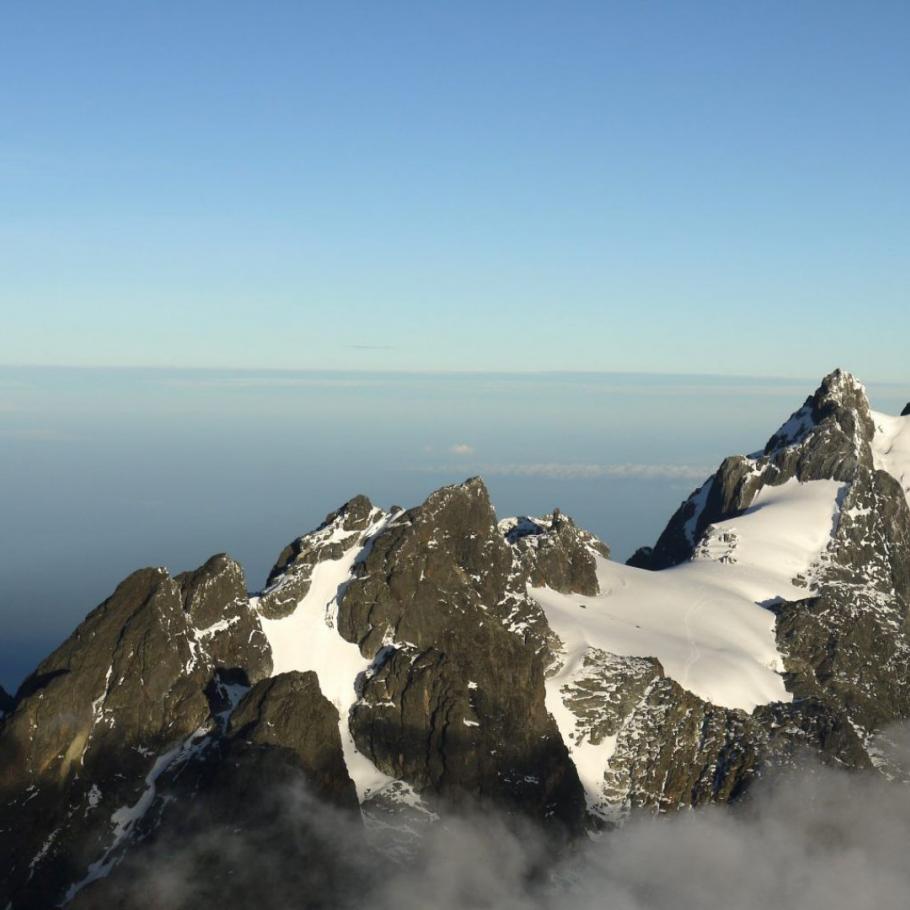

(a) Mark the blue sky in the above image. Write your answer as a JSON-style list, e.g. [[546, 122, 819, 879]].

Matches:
[[1, 1, 908, 378]]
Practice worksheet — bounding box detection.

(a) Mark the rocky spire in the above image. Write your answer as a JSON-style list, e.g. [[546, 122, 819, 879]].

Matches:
[[630, 369, 876, 570]]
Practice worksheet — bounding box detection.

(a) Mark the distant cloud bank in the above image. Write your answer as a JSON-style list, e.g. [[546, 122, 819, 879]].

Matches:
[[416, 462, 709, 481]]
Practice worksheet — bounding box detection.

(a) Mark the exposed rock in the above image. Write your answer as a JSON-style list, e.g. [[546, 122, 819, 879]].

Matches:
[[501, 513, 609, 596], [0, 558, 272, 910], [0, 684, 13, 718], [258, 495, 377, 619], [339, 478, 586, 831], [70, 672, 361, 910], [177, 553, 272, 686], [773, 465, 910, 732], [554, 649, 867, 821], [226, 671, 359, 811], [902, 402, 910, 417]]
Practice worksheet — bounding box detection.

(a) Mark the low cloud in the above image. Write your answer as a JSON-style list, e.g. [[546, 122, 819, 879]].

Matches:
[[90, 740, 910, 910], [450, 443, 476, 456], [416, 462, 709, 481]]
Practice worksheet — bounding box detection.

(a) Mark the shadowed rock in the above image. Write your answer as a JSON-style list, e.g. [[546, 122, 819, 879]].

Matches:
[[0, 685, 13, 718], [0, 557, 272, 910], [339, 477, 586, 832], [70, 672, 361, 910]]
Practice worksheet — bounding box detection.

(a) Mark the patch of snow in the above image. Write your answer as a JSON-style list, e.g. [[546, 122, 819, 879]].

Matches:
[[27, 827, 60, 880], [86, 784, 102, 810], [543, 658, 618, 816], [257, 510, 397, 805], [194, 614, 241, 639], [767, 403, 816, 451], [64, 727, 210, 903], [871, 410, 910, 509]]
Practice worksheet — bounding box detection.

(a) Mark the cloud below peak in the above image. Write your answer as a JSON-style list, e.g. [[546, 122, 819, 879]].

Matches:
[[416, 462, 709, 481]]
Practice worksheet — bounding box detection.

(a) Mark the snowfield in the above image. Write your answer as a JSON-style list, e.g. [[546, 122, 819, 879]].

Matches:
[[534, 478, 847, 715], [532, 476, 849, 814]]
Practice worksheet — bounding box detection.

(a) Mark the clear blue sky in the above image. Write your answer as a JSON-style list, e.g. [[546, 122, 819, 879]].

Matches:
[[2, 1, 908, 379]]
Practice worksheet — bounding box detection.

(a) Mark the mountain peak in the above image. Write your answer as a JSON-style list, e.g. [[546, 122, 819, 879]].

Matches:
[[810, 368, 870, 421], [636, 371, 884, 571], [763, 369, 875, 464], [902, 402, 910, 417]]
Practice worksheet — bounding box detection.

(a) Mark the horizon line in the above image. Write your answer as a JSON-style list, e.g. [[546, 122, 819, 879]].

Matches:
[[3, 362, 906, 387]]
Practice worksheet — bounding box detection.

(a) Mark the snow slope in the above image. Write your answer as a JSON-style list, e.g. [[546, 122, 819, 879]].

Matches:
[[533, 477, 846, 813], [534, 478, 846, 715], [256, 511, 396, 803], [872, 410, 910, 508]]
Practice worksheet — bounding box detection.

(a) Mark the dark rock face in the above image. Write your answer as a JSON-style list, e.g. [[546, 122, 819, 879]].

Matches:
[[901, 402, 910, 417], [258, 494, 376, 619], [70, 672, 361, 910], [556, 650, 867, 819], [339, 478, 586, 831], [774, 465, 910, 732], [0, 558, 272, 910], [0, 684, 13, 717], [226, 671, 359, 811]]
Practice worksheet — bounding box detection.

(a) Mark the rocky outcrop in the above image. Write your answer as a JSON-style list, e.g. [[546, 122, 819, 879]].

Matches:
[[773, 464, 910, 732], [556, 650, 867, 820], [0, 684, 13, 717], [501, 512, 609, 596], [258, 495, 377, 619], [70, 672, 361, 910], [0, 558, 272, 910], [339, 478, 586, 831], [902, 402, 910, 417]]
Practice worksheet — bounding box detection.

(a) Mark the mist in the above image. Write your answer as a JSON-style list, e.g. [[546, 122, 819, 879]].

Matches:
[[80, 737, 910, 910]]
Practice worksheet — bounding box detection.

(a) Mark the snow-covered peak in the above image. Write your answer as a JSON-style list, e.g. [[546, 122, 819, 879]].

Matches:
[[764, 368, 871, 456], [819, 367, 867, 401]]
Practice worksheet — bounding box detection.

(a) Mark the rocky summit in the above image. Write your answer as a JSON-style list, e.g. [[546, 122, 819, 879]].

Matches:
[[2, 369, 910, 909]]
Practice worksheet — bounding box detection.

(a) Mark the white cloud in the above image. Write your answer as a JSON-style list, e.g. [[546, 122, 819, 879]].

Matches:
[[450, 443, 476, 456], [416, 462, 709, 481]]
